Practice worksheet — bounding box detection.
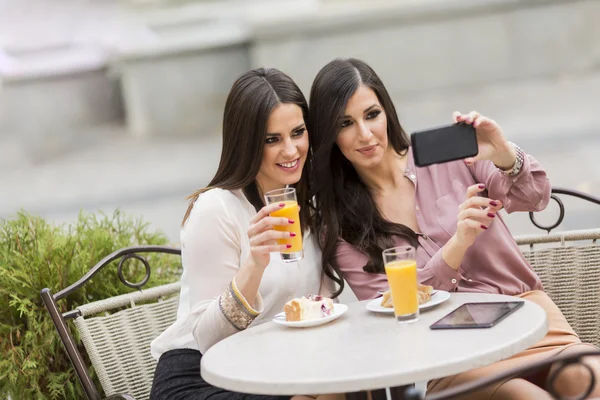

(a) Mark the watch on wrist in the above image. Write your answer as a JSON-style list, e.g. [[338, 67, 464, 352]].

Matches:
[[500, 142, 524, 177]]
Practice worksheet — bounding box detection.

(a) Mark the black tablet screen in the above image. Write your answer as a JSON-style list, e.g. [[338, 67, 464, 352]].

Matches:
[[430, 302, 524, 330]]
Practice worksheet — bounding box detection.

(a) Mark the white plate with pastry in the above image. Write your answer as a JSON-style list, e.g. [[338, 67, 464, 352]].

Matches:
[[273, 295, 348, 328], [366, 285, 450, 314]]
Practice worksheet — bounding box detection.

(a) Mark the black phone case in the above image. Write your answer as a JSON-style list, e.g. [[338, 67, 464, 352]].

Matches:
[[411, 122, 478, 167]]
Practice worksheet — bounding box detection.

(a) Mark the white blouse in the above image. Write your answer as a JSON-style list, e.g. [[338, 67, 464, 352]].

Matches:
[[151, 188, 331, 358]]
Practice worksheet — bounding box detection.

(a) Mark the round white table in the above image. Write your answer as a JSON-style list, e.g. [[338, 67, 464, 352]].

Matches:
[[201, 293, 548, 397]]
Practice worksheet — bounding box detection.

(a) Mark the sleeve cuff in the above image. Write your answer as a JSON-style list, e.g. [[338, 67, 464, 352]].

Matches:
[[428, 250, 463, 291], [218, 279, 263, 331]]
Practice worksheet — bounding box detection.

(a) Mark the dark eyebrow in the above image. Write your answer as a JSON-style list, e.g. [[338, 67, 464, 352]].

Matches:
[[341, 104, 380, 119], [363, 104, 379, 113], [266, 123, 305, 136]]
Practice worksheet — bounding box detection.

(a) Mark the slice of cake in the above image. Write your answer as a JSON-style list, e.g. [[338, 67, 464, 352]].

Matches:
[[284, 295, 334, 322]]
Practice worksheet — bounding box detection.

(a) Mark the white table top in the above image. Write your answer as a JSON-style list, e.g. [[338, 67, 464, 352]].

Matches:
[[201, 293, 548, 395]]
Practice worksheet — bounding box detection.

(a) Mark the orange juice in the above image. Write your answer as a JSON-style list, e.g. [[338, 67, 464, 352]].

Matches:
[[384, 260, 419, 315], [269, 200, 302, 253]]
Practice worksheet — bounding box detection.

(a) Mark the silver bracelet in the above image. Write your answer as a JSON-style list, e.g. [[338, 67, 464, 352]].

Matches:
[[499, 142, 524, 177]]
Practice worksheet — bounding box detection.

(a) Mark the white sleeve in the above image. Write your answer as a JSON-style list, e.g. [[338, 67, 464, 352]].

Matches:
[[180, 191, 258, 353]]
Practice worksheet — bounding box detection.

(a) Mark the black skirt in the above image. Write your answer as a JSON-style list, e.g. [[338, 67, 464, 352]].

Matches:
[[150, 348, 292, 400]]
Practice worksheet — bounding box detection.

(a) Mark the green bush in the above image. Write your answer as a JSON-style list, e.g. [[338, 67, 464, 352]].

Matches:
[[0, 211, 182, 400]]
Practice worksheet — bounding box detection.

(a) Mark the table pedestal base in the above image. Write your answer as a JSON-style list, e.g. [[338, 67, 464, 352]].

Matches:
[[346, 384, 421, 400]]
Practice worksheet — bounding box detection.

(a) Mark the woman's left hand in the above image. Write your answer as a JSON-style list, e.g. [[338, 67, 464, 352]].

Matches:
[[452, 111, 517, 170]]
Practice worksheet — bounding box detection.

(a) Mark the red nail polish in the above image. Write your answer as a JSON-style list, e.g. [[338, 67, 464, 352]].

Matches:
[[290, 232, 296, 237], [490, 201, 498, 207], [288, 219, 295, 224], [487, 213, 495, 218], [286, 244, 292, 249], [478, 184, 485, 189], [481, 224, 488, 230], [279, 203, 285, 207]]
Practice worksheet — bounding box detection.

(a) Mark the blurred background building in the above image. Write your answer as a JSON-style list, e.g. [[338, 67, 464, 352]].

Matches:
[[1, 0, 599, 262]]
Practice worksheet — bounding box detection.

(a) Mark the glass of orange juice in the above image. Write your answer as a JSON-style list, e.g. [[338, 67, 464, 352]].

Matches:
[[264, 187, 303, 262], [383, 246, 419, 324]]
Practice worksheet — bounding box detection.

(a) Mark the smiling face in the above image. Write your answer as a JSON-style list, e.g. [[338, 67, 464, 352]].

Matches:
[[335, 85, 388, 171], [255, 102, 309, 195]]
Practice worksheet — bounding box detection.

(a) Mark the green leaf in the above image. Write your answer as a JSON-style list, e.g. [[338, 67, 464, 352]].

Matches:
[[0, 210, 181, 399]]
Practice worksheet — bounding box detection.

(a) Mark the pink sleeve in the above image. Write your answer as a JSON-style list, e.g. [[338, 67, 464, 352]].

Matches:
[[469, 153, 551, 213], [334, 239, 389, 301], [335, 239, 466, 297], [417, 248, 463, 292]]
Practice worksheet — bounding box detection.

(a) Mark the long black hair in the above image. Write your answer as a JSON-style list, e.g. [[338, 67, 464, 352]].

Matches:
[[309, 58, 418, 297], [183, 68, 312, 234]]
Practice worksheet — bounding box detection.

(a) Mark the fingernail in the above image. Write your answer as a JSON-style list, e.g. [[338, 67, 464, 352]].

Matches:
[[279, 203, 285, 207], [481, 224, 488, 230], [289, 232, 296, 237], [478, 184, 485, 189], [286, 244, 292, 249], [490, 201, 498, 206], [288, 219, 295, 224], [487, 213, 496, 218]]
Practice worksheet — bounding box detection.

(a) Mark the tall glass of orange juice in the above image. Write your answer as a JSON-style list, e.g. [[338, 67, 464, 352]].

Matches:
[[264, 188, 303, 262], [383, 246, 419, 324]]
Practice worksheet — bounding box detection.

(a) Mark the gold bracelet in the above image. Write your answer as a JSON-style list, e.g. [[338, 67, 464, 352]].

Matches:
[[231, 277, 260, 316], [218, 280, 260, 331]]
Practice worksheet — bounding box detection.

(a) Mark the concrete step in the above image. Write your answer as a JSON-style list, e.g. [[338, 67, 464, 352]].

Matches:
[[0, 44, 123, 159], [2, 0, 598, 146]]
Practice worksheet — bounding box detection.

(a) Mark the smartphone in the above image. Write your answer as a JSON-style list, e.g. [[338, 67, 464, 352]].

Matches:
[[429, 301, 524, 330], [410, 122, 478, 167]]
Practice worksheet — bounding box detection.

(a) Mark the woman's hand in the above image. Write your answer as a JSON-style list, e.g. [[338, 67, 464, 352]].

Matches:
[[452, 111, 517, 170], [454, 183, 503, 248], [246, 202, 296, 269]]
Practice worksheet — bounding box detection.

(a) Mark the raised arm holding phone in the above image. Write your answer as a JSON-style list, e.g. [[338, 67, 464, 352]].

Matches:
[[309, 57, 600, 399]]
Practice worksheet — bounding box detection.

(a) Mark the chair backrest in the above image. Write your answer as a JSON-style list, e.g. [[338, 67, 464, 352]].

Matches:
[[41, 246, 182, 400], [515, 229, 600, 347], [74, 283, 180, 399]]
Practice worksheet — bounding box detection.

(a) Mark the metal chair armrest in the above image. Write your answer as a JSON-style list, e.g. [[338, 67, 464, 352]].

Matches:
[[423, 350, 600, 400]]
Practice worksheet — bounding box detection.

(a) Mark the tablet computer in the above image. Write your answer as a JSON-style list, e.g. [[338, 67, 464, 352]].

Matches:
[[430, 301, 524, 330]]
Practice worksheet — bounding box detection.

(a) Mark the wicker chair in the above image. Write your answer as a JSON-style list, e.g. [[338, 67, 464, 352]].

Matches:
[[418, 188, 600, 399], [42, 188, 600, 400], [517, 229, 600, 347], [41, 246, 181, 400]]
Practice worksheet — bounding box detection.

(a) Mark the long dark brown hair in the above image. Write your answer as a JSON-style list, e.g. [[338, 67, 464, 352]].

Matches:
[[183, 68, 312, 233], [308, 58, 418, 297]]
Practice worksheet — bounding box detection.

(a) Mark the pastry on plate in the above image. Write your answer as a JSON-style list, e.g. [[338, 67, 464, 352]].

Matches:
[[380, 284, 434, 308], [284, 295, 334, 321]]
